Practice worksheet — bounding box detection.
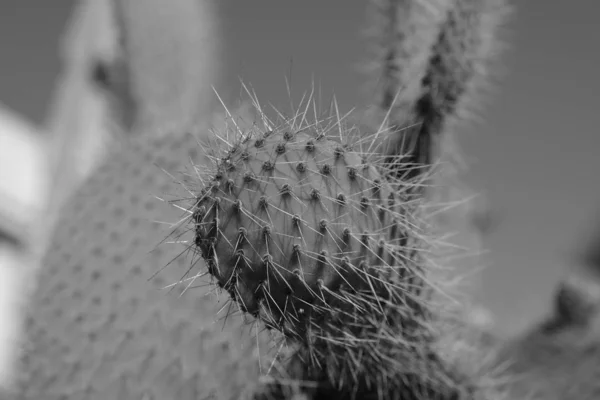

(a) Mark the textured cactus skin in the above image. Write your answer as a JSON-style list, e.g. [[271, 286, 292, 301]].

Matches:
[[193, 128, 404, 336], [6, 131, 268, 400]]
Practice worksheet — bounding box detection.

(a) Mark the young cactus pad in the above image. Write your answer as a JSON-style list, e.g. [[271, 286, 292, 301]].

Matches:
[[196, 128, 394, 331], [180, 94, 446, 394]]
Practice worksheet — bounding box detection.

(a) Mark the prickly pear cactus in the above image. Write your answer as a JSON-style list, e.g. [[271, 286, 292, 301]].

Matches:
[[194, 127, 400, 334], [171, 93, 474, 398]]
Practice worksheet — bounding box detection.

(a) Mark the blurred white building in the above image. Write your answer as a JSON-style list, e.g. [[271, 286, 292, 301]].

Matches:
[[0, 104, 48, 389]]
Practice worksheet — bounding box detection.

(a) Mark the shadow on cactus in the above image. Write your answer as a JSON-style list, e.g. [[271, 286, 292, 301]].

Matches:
[[155, 83, 487, 400]]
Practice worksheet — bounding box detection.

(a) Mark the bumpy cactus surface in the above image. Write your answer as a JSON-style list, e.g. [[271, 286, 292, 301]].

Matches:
[[194, 127, 404, 335], [167, 90, 476, 398]]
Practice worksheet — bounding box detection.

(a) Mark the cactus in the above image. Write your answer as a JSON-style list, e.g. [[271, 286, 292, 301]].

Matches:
[[22, 0, 600, 399], [9, 0, 600, 398], [193, 128, 401, 336], [160, 85, 489, 400], [366, 0, 510, 184]]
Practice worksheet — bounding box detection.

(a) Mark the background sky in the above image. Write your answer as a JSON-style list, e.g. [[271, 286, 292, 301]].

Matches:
[[1, 0, 598, 336]]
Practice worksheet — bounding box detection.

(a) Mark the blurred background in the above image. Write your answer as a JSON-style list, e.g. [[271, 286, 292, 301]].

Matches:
[[0, 0, 598, 336]]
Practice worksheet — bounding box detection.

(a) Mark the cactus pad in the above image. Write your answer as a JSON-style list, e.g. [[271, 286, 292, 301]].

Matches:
[[194, 128, 405, 336], [172, 92, 454, 395]]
